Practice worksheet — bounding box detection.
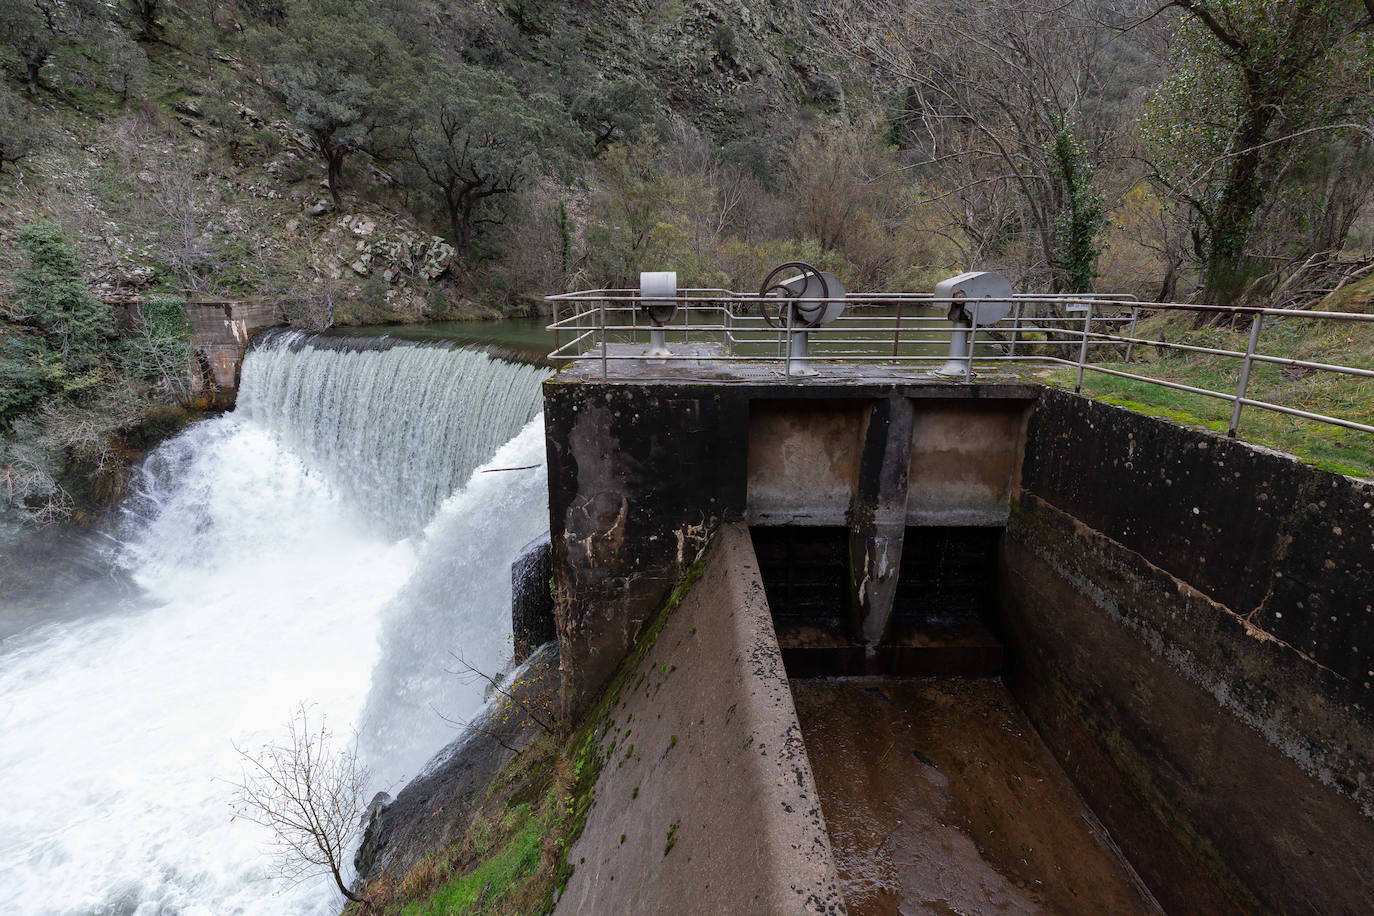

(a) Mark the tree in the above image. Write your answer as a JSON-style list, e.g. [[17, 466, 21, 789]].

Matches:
[[124, 0, 163, 41], [15, 223, 111, 367], [229, 705, 370, 906], [0, 83, 38, 169], [404, 63, 579, 259], [820, 0, 1156, 290], [120, 297, 192, 400], [1047, 118, 1107, 293], [1142, 0, 1374, 302], [571, 77, 657, 150], [264, 0, 407, 209], [0, 0, 56, 95]]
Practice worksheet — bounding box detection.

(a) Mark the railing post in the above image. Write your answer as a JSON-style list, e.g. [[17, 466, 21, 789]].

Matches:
[[600, 298, 608, 381], [892, 299, 903, 359], [1229, 313, 1262, 437], [1009, 300, 1022, 359], [1074, 303, 1092, 393], [1123, 305, 1140, 364], [552, 298, 560, 355], [965, 310, 979, 382]]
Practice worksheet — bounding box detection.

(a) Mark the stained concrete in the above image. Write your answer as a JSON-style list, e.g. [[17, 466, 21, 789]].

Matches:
[[544, 382, 749, 722], [747, 399, 866, 525], [905, 400, 1029, 526], [792, 679, 1160, 916], [556, 525, 846, 915], [545, 375, 1038, 718], [186, 300, 287, 403], [1006, 390, 1374, 915]]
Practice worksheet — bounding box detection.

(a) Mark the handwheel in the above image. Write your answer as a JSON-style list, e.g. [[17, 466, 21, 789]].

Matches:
[[758, 261, 830, 330]]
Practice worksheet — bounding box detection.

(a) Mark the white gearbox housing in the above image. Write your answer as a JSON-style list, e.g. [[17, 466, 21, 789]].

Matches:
[[934, 271, 1013, 326]]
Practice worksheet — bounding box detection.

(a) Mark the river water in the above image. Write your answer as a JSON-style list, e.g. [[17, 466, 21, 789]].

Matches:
[[0, 331, 550, 915]]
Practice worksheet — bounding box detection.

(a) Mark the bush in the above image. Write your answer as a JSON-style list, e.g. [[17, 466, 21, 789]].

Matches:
[[16, 223, 113, 368]]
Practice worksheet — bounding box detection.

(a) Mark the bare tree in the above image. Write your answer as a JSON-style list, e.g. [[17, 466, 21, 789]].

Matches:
[[819, 0, 1162, 290], [438, 651, 558, 748], [148, 164, 218, 294], [229, 705, 370, 906]]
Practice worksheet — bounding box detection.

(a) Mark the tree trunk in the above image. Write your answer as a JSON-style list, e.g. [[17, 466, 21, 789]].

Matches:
[[1157, 259, 1178, 303], [1201, 103, 1273, 305], [325, 147, 345, 211]]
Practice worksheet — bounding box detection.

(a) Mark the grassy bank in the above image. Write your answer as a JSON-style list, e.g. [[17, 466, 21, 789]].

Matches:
[[1047, 278, 1374, 479]]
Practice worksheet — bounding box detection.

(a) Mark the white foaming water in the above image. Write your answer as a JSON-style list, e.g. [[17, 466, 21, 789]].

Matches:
[[0, 336, 549, 915]]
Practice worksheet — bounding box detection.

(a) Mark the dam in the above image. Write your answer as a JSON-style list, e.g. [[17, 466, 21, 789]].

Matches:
[[534, 272, 1373, 915], [4, 270, 1366, 914]]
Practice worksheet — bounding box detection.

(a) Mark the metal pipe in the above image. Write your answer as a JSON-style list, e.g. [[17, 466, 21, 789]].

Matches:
[[1229, 314, 1262, 437], [1074, 305, 1092, 393], [600, 298, 608, 381], [1124, 305, 1140, 364]]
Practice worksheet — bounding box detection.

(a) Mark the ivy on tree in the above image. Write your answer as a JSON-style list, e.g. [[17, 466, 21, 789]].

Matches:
[[1143, 0, 1374, 303]]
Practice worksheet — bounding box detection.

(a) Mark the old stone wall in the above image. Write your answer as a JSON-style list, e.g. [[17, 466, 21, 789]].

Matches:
[[1001, 388, 1374, 915]]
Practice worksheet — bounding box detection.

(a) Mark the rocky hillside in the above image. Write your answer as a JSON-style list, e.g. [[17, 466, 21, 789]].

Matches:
[[0, 0, 861, 323]]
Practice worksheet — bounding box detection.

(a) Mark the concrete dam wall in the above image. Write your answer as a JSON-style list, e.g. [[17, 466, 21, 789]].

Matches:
[[542, 373, 1372, 914]]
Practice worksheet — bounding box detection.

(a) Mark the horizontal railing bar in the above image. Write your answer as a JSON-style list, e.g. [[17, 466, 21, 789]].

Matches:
[[547, 291, 1374, 323], [1234, 398, 1374, 434]]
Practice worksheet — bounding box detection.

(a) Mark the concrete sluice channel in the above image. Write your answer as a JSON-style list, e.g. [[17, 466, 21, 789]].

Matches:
[[758, 525, 1158, 913], [791, 679, 1157, 915]]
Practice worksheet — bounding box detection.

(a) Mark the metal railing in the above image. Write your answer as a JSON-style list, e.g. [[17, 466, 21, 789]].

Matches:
[[545, 288, 1374, 438]]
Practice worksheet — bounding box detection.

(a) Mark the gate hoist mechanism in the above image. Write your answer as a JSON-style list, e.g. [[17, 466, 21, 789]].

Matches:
[[758, 261, 847, 376], [933, 271, 1013, 377]]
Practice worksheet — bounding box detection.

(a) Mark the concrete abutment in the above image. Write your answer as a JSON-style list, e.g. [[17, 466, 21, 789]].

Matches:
[[541, 371, 1371, 914]]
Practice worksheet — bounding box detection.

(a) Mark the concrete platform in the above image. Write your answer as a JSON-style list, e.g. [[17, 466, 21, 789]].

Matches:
[[555, 343, 1045, 389]]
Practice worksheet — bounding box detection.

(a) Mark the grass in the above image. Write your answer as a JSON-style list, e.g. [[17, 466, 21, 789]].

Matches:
[[399, 803, 545, 916], [1045, 277, 1374, 480], [352, 731, 573, 916]]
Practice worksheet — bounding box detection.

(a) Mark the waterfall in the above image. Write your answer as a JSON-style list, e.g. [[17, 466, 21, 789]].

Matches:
[[0, 335, 550, 916], [236, 331, 549, 537]]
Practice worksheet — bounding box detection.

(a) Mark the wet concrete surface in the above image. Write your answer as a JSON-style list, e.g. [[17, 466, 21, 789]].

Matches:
[[791, 678, 1162, 916]]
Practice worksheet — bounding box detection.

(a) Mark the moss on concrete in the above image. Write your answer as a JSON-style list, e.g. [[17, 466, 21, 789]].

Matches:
[[353, 539, 713, 915]]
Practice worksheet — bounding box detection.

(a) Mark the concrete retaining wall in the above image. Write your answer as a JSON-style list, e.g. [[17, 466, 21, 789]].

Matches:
[[556, 525, 845, 915], [1001, 389, 1374, 915], [186, 300, 286, 403]]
